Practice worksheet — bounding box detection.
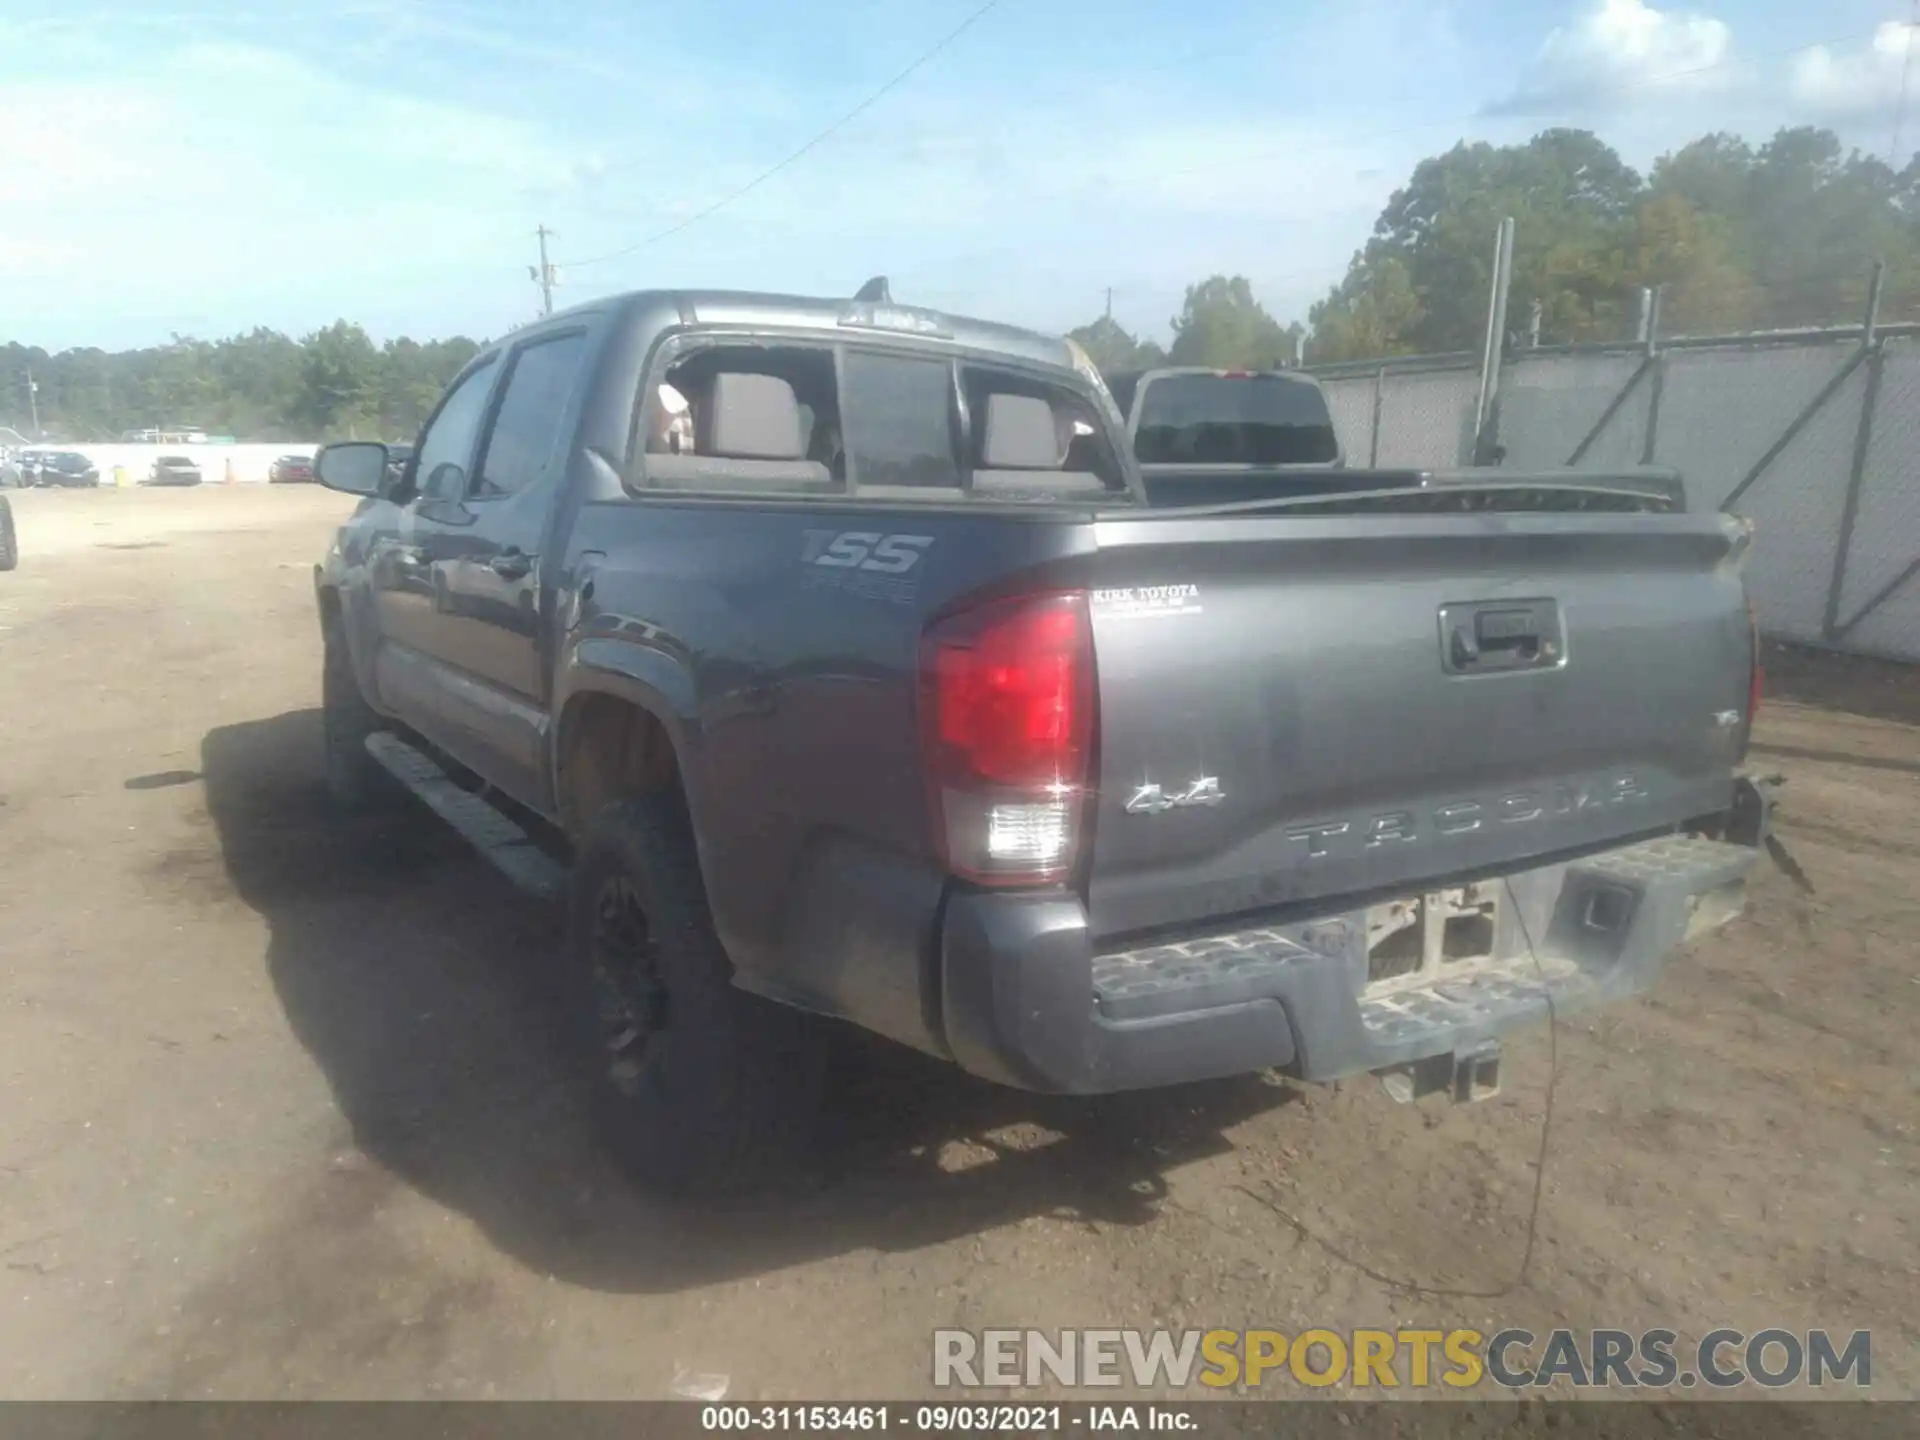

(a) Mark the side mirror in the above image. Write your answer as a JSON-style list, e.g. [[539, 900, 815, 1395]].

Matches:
[[315, 442, 390, 497]]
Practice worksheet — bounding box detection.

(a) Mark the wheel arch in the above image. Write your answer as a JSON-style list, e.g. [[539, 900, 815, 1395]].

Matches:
[[551, 640, 702, 844]]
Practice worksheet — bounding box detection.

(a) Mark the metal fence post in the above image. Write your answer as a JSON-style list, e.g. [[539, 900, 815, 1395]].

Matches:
[[1823, 261, 1888, 639], [1641, 286, 1666, 466], [1472, 217, 1515, 466], [1367, 365, 1385, 467]]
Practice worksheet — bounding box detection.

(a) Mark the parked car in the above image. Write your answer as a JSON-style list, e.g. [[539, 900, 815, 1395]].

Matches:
[[31, 451, 100, 488], [312, 286, 1773, 1197], [0, 454, 24, 489], [145, 456, 204, 487], [0, 493, 15, 571], [269, 454, 315, 484]]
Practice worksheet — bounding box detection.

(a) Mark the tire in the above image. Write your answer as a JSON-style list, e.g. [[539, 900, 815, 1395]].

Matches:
[[565, 794, 827, 1198], [0, 497, 15, 572], [321, 623, 399, 811]]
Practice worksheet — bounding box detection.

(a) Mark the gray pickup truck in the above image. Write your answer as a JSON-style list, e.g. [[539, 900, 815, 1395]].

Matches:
[[313, 285, 1771, 1195]]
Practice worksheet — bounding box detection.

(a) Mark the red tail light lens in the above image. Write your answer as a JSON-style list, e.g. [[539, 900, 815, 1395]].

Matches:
[[920, 592, 1094, 885]]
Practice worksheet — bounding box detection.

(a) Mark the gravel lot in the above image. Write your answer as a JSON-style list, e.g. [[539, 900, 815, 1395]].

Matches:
[[0, 485, 1914, 1403]]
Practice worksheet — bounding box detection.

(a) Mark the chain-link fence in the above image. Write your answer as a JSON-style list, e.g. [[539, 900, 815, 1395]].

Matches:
[[1309, 320, 1920, 664]]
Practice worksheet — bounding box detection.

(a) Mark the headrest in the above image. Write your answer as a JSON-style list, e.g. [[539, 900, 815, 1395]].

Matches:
[[981, 393, 1062, 469], [702, 373, 805, 460]]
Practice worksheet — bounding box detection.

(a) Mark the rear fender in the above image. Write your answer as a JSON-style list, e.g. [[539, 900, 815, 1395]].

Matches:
[[551, 634, 703, 831]]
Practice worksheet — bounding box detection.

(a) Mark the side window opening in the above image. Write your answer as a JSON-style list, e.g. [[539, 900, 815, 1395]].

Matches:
[[961, 365, 1124, 497], [640, 344, 842, 494]]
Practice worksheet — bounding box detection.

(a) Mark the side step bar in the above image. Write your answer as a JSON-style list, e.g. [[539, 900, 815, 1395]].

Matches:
[[364, 732, 566, 899]]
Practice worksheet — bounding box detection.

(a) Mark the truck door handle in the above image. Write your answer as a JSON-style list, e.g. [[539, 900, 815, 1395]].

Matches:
[[488, 548, 533, 580]]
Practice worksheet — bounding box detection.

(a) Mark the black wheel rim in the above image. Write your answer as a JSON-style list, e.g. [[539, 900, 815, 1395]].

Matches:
[[590, 875, 668, 1096]]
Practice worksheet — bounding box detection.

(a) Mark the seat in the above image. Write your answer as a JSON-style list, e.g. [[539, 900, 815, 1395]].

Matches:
[[971, 391, 1108, 496], [643, 372, 830, 491]]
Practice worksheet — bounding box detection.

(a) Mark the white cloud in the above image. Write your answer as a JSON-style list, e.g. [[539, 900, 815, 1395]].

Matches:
[[1492, 0, 1734, 116], [1790, 23, 1919, 118]]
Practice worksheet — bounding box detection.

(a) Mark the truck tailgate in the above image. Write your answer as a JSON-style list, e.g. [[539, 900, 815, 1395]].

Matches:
[[1083, 510, 1753, 940]]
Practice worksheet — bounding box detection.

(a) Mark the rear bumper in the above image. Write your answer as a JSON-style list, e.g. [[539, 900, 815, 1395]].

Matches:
[[939, 794, 1770, 1095]]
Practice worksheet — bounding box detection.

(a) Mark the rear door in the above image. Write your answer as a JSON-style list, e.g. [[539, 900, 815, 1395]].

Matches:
[[1081, 506, 1753, 939]]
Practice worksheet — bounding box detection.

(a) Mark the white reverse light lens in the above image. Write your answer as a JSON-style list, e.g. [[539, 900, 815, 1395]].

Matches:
[[986, 799, 1072, 869]]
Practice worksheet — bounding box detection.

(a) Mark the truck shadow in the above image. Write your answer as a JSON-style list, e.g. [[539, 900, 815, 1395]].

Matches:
[[199, 710, 1297, 1296]]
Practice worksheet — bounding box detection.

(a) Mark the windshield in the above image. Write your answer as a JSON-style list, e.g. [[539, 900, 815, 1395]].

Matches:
[[1133, 373, 1339, 466]]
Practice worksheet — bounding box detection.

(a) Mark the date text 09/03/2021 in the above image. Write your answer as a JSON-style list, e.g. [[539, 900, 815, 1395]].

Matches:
[[700, 1406, 1198, 1433]]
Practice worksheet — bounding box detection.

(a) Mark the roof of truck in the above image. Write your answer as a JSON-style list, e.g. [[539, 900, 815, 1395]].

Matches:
[[531, 289, 1083, 373]]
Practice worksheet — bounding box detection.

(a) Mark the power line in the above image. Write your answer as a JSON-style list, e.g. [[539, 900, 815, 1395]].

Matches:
[[566, 0, 1003, 270]]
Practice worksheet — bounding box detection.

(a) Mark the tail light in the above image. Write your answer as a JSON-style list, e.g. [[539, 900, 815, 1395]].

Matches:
[[919, 592, 1094, 886], [1740, 596, 1763, 760]]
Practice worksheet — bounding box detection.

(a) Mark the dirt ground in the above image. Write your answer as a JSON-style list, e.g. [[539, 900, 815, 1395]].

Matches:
[[0, 485, 1914, 1403]]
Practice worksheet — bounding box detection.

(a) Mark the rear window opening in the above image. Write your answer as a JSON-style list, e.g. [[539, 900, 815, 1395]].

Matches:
[[1127, 371, 1339, 467], [633, 341, 1128, 501]]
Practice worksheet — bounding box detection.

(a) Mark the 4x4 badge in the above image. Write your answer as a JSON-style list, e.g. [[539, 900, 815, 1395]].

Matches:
[[1125, 777, 1224, 815]]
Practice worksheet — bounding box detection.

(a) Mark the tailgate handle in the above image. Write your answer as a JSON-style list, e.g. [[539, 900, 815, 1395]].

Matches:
[[1441, 601, 1560, 674]]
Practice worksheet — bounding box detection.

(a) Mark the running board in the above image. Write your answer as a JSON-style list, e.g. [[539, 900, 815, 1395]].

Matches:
[[364, 732, 566, 899]]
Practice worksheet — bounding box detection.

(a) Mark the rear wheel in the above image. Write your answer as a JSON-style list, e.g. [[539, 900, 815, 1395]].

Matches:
[[0, 497, 16, 571], [564, 793, 827, 1198], [321, 621, 398, 811]]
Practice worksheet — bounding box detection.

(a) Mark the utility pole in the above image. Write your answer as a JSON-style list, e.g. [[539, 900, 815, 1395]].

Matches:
[[1103, 287, 1113, 320], [25, 368, 40, 439], [530, 226, 558, 317]]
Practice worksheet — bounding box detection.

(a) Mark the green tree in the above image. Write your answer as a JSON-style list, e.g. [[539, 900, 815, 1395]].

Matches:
[[1167, 276, 1296, 367], [296, 322, 383, 439], [1, 325, 484, 442], [1623, 193, 1755, 336], [1307, 250, 1424, 361], [1366, 130, 1641, 350], [1065, 314, 1167, 376], [1306, 123, 1918, 358]]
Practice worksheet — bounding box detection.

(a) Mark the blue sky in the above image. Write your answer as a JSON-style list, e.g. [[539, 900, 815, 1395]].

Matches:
[[0, 0, 1908, 349]]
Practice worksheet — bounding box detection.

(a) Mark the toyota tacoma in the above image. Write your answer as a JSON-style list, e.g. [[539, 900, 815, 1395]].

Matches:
[[311, 284, 1773, 1194]]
